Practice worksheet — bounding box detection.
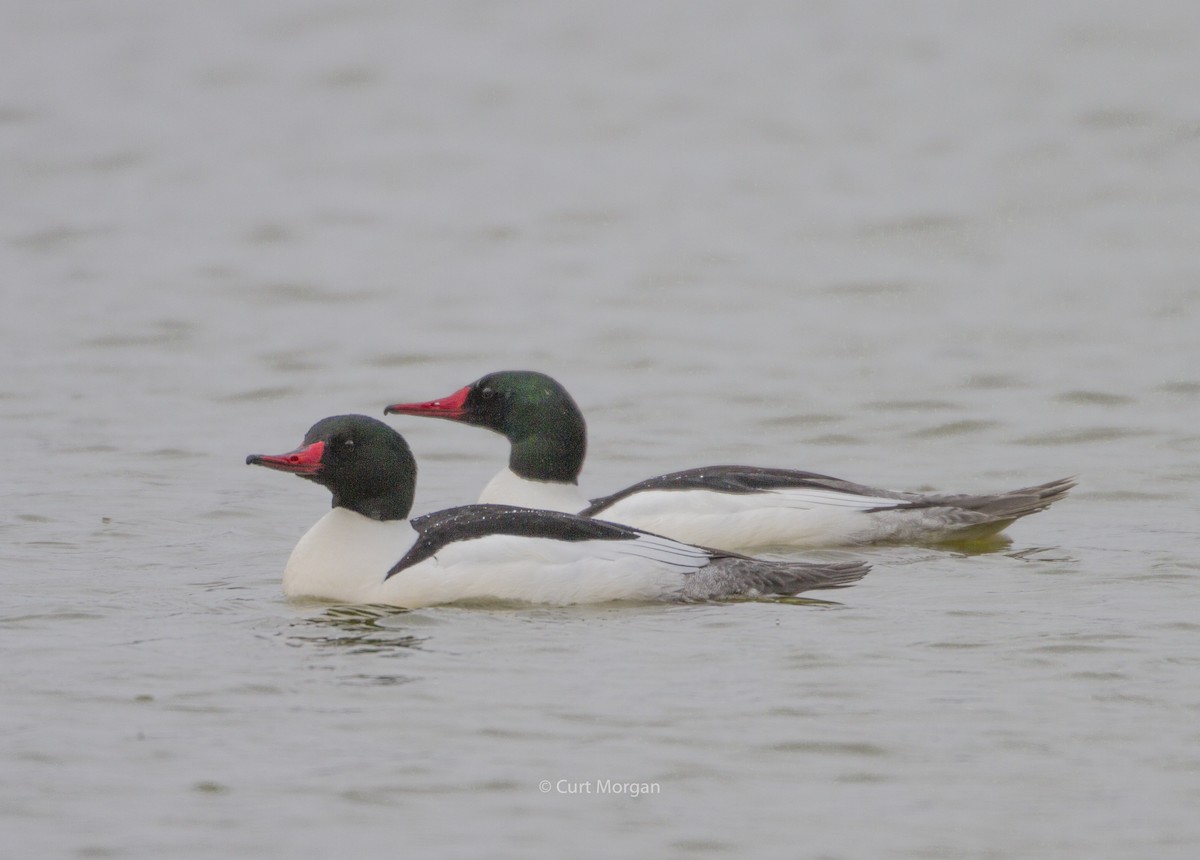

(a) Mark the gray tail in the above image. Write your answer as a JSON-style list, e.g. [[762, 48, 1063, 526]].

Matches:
[[888, 475, 1076, 542], [682, 559, 870, 601], [939, 476, 1077, 520]]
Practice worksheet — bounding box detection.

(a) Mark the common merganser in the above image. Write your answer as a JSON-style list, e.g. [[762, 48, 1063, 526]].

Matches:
[[246, 415, 870, 607], [383, 371, 1075, 550]]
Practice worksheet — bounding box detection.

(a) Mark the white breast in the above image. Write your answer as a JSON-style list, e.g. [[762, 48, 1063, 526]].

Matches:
[[478, 467, 587, 513], [282, 508, 419, 604]]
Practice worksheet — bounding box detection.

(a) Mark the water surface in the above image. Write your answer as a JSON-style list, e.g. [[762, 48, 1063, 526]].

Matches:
[[3, 2, 1199, 857]]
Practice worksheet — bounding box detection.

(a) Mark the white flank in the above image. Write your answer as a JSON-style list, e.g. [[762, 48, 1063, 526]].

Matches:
[[380, 531, 712, 607], [280, 507, 719, 608], [596, 487, 913, 549], [473, 469, 928, 549]]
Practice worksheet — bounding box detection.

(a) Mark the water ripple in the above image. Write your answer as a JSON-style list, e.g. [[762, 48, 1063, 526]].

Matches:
[[765, 740, 890, 757], [1054, 390, 1138, 406], [907, 420, 1002, 439], [1013, 426, 1151, 445]]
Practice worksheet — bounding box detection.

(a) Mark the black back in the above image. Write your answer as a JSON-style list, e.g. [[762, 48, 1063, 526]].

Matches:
[[580, 465, 909, 517]]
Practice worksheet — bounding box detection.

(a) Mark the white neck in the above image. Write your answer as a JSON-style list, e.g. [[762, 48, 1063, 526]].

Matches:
[[478, 467, 587, 514], [282, 507, 419, 603]]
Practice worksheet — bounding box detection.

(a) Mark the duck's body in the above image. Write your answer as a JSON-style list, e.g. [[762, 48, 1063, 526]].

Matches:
[[385, 371, 1074, 550], [578, 467, 1076, 548], [248, 415, 869, 608]]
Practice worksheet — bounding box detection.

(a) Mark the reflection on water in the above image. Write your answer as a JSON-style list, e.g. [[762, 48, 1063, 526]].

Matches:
[[288, 604, 427, 655], [739, 594, 851, 607], [868, 537, 1073, 563], [1002, 545, 1076, 563]]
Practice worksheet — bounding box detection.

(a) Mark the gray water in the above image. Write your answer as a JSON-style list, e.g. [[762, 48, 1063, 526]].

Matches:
[[4, 1, 1199, 857]]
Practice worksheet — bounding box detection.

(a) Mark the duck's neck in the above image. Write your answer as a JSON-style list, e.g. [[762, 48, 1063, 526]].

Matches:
[[508, 425, 585, 484], [323, 456, 415, 521], [331, 488, 413, 522]]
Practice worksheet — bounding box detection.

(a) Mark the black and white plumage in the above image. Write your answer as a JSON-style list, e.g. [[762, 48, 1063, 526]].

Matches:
[[246, 415, 870, 608], [384, 370, 1075, 550]]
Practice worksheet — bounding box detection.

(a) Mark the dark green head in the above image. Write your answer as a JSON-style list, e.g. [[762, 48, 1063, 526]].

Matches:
[[247, 414, 417, 520], [385, 370, 586, 483]]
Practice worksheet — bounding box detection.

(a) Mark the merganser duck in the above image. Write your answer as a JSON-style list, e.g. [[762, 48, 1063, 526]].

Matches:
[[383, 371, 1075, 550], [246, 415, 870, 607]]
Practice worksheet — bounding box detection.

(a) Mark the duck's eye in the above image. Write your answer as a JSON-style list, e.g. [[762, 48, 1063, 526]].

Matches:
[[342, 438, 355, 450], [480, 387, 496, 400]]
